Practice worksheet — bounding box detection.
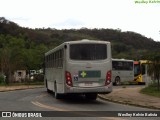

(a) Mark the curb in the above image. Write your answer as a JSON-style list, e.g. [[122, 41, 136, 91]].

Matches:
[[98, 94, 160, 110], [0, 85, 44, 92]]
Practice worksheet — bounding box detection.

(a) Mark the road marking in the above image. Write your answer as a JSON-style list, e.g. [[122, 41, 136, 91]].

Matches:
[[31, 93, 126, 119], [100, 117, 126, 120], [32, 101, 126, 119], [35, 93, 48, 99], [31, 101, 67, 111]]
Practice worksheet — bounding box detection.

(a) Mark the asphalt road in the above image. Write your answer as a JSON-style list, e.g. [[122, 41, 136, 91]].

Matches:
[[0, 87, 159, 120]]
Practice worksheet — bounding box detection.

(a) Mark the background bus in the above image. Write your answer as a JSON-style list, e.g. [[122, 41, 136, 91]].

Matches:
[[44, 39, 112, 100], [134, 60, 149, 84], [112, 59, 134, 85]]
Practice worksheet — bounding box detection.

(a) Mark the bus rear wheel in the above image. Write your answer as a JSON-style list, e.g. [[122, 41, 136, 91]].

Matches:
[[115, 77, 120, 86], [85, 93, 97, 100]]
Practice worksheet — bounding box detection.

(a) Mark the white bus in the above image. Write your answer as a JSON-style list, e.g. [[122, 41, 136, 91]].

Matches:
[[112, 59, 134, 85], [44, 39, 112, 100]]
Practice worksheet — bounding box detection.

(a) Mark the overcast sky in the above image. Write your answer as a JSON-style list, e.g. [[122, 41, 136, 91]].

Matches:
[[0, 0, 160, 41]]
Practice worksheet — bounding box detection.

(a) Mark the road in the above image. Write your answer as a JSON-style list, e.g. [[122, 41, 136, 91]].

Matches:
[[0, 87, 159, 120]]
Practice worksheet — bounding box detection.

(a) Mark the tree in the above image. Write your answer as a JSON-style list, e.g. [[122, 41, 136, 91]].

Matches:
[[0, 35, 26, 83], [147, 54, 160, 90], [0, 48, 11, 84]]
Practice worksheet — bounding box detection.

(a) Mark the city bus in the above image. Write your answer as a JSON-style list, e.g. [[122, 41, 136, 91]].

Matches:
[[112, 59, 134, 85], [134, 60, 148, 84], [44, 39, 112, 100]]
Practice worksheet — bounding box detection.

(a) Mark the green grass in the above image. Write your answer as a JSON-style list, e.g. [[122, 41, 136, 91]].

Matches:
[[0, 83, 7, 86], [140, 84, 160, 98]]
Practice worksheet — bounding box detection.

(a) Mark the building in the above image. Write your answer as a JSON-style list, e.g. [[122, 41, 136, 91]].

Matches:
[[14, 70, 26, 82]]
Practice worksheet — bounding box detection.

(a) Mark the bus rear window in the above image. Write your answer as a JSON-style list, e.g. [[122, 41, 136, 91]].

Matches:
[[70, 44, 107, 60]]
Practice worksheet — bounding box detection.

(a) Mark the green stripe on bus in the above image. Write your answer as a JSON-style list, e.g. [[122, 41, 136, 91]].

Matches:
[[79, 71, 101, 78]]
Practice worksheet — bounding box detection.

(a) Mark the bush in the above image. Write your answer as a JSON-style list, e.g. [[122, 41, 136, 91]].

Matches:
[[0, 74, 5, 84]]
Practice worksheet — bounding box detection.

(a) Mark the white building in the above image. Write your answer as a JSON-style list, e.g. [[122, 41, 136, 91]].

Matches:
[[14, 70, 26, 82]]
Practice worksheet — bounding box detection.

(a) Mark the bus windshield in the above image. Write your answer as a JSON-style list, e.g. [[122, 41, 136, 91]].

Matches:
[[70, 44, 107, 60], [134, 64, 141, 76]]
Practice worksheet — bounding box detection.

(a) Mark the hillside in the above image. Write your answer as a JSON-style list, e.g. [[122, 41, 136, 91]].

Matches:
[[1, 17, 160, 83], [0, 17, 160, 61]]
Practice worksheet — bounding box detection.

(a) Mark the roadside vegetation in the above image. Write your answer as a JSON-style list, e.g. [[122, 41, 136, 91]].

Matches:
[[0, 73, 44, 86], [140, 83, 160, 98], [0, 74, 5, 85], [0, 17, 160, 88], [140, 54, 160, 97]]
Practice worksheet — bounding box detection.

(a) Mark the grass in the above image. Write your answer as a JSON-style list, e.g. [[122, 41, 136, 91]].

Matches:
[[140, 84, 160, 98], [0, 83, 7, 86]]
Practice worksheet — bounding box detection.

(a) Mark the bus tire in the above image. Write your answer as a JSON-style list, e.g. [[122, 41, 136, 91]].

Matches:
[[85, 93, 97, 100], [115, 77, 120, 86]]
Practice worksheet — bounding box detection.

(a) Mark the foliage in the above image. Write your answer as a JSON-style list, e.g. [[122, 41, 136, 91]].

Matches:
[[0, 17, 160, 84], [147, 53, 160, 90], [0, 74, 5, 84], [0, 34, 48, 84]]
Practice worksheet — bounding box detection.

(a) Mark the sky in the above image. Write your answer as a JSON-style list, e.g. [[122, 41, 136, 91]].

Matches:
[[0, 0, 160, 41]]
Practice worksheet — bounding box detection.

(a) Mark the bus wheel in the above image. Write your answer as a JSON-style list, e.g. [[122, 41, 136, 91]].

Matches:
[[115, 77, 120, 86], [85, 93, 97, 100]]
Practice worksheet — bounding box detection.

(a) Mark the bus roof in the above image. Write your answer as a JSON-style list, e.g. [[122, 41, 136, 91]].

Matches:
[[112, 58, 134, 62], [45, 39, 110, 56], [65, 39, 110, 44]]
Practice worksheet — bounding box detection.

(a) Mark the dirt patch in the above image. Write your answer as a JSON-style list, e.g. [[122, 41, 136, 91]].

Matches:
[[99, 87, 160, 110]]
